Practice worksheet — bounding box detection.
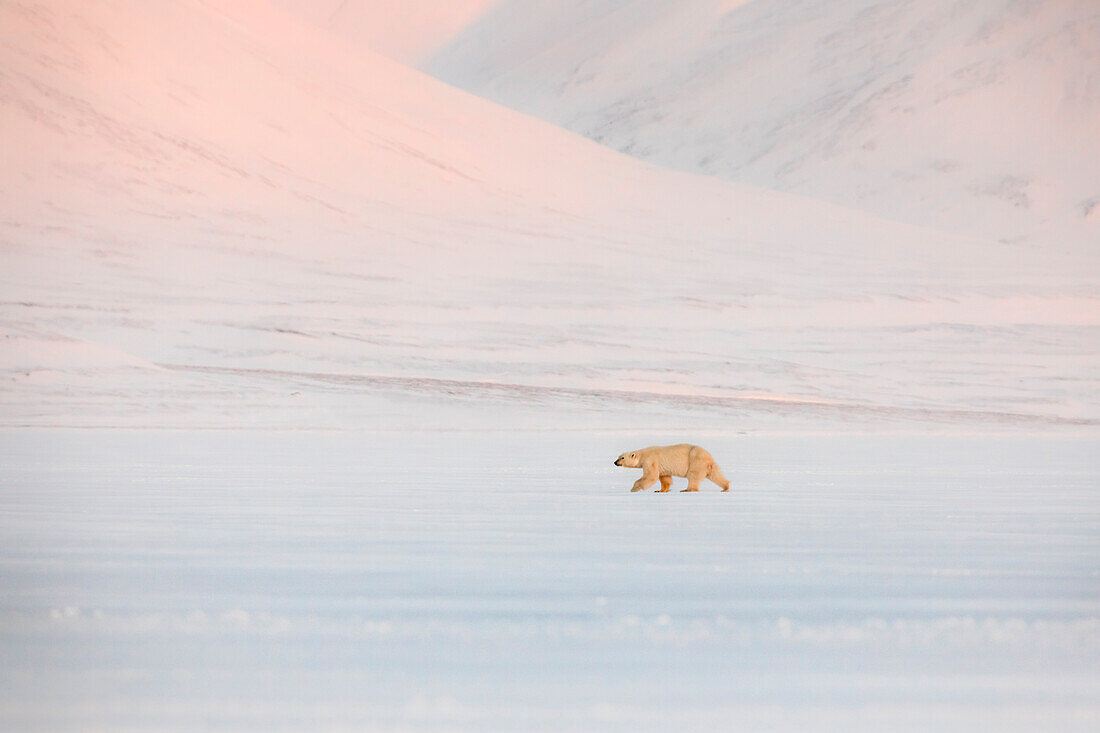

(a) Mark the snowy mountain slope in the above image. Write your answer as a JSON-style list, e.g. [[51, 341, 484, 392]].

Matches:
[[426, 0, 1100, 249], [267, 0, 503, 66], [0, 0, 1096, 430]]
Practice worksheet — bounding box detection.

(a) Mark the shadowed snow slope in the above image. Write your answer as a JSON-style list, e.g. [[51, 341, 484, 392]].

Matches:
[[0, 0, 1096, 430], [426, 0, 1100, 249]]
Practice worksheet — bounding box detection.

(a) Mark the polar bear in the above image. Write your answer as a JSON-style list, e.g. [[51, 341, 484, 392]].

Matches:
[[613, 444, 730, 493]]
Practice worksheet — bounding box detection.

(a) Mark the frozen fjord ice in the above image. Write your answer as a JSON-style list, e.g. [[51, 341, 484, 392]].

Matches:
[[0, 430, 1097, 732]]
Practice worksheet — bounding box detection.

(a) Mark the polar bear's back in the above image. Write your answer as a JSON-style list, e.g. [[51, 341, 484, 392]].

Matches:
[[640, 443, 713, 477]]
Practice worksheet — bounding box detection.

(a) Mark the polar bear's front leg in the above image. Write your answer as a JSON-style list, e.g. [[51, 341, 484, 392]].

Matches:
[[656, 475, 672, 492], [631, 472, 657, 492]]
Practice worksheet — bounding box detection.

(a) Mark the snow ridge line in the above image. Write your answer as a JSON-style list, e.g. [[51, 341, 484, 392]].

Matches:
[[158, 363, 1097, 427]]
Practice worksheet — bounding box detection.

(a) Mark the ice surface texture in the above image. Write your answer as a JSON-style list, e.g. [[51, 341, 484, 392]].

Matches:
[[1, 431, 1097, 731]]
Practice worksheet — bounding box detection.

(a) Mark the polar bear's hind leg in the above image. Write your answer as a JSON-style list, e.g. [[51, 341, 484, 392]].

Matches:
[[708, 465, 731, 492], [682, 467, 705, 492]]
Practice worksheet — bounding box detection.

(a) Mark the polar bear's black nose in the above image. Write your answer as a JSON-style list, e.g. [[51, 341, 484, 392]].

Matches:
[[614, 458, 621, 465]]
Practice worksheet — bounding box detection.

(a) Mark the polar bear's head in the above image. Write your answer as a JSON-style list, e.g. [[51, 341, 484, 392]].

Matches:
[[614, 451, 641, 468]]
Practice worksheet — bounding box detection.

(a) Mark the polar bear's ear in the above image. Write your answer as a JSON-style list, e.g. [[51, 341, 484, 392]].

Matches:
[[630, 453, 636, 458]]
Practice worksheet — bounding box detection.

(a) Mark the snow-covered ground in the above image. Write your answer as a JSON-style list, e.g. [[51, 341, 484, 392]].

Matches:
[[1, 1, 1097, 730], [1, 430, 1097, 731]]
